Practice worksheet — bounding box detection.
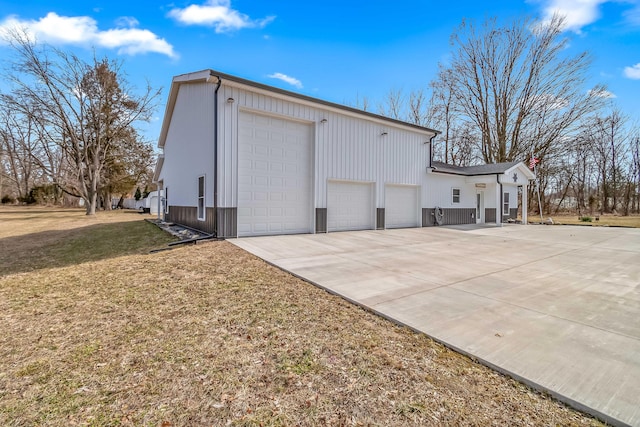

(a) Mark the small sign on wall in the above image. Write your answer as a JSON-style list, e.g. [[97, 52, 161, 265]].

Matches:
[[475, 183, 486, 188]]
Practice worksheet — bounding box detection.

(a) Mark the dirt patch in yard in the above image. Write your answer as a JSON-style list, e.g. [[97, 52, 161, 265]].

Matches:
[[0, 207, 603, 426]]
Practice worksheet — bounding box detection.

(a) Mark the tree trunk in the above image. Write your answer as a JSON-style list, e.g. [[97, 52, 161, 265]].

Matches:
[[104, 190, 112, 211]]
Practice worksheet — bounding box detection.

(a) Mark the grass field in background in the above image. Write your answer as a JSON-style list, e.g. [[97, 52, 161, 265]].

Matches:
[[547, 213, 640, 227]]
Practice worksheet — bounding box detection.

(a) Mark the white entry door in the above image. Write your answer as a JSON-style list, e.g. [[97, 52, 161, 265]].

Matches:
[[385, 184, 419, 229], [476, 191, 484, 224], [237, 111, 313, 237], [327, 180, 374, 232]]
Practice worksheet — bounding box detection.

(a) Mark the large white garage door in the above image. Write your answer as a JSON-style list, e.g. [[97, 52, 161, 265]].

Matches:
[[327, 180, 374, 232], [385, 184, 419, 229], [237, 111, 312, 237]]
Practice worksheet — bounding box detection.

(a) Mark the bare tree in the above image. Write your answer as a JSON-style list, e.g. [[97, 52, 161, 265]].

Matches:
[[2, 30, 160, 214], [428, 68, 481, 165], [432, 14, 606, 165], [350, 92, 370, 112], [630, 133, 640, 214], [377, 88, 404, 120], [407, 89, 430, 126], [0, 101, 43, 201], [579, 110, 630, 214]]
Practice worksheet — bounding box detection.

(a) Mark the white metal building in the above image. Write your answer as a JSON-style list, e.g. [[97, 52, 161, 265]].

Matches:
[[154, 69, 535, 238]]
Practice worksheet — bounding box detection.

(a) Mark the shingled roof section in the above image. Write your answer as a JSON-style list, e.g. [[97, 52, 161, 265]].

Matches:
[[431, 160, 522, 176]]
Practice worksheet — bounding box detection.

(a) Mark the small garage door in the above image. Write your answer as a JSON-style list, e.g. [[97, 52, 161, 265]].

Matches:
[[237, 111, 312, 237], [327, 180, 374, 232], [385, 184, 419, 228]]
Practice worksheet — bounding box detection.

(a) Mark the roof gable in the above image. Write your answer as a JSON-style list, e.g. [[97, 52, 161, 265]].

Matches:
[[431, 160, 535, 179]]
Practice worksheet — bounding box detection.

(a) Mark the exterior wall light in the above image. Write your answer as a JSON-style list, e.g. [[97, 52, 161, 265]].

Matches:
[[381, 131, 388, 136], [227, 97, 235, 103], [320, 118, 328, 124]]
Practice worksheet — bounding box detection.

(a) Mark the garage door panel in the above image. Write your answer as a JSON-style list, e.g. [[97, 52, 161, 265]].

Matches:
[[238, 111, 312, 237], [327, 181, 374, 232], [385, 184, 419, 229]]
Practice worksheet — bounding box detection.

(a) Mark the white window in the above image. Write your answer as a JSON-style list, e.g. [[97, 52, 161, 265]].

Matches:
[[503, 192, 510, 215], [452, 188, 460, 204], [164, 187, 169, 214], [197, 175, 205, 221]]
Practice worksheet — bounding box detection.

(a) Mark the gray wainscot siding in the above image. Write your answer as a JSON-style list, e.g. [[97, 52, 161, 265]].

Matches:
[[422, 208, 476, 226], [485, 208, 497, 223], [166, 206, 237, 237], [315, 208, 327, 233], [166, 206, 213, 234], [217, 208, 237, 238], [376, 208, 385, 230]]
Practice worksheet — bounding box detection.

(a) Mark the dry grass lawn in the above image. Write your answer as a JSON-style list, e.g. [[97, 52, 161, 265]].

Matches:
[[546, 213, 640, 228], [0, 207, 604, 426]]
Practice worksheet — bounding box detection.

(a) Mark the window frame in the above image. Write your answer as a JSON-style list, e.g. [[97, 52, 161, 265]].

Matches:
[[503, 191, 510, 215], [197, 175, 206, 221], [452, 188, 460, 204]]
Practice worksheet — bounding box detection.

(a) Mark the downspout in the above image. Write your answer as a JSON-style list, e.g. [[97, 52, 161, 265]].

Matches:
[[212, 74, 222, 238], [496, 174, 503, 227], [428, 133, 437, 169]]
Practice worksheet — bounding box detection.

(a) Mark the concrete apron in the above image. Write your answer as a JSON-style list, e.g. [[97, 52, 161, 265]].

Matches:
[[231, 225, 640, 427]]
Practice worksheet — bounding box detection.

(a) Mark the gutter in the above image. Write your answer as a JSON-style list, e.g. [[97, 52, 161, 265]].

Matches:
[[428, 133, 437, 169], [211, 73, 222, 238], [496, 174, 503, 227]]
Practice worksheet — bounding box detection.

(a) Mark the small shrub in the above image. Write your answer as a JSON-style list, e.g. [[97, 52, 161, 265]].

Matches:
[[579, 216, 593, 222], [1, 195, 16, 204]]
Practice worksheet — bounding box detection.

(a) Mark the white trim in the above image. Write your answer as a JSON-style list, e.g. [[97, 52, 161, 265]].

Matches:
[[238, 106, 315, 125], [503, 191, 510, 215], [224, 79, 436, 136], [197, 175, 206, 221], [476, 190, 484, 224], [452, 187, 461, 204]]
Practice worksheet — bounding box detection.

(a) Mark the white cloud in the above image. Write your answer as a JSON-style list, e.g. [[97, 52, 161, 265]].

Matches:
[[537, 0, 607, 33], [268, 72, 302, 89], [0, 12, 176, 58], [531, 93, 570, 110], [168, 0, 275, 33], [535, 0, 640, 33], [115, 16, 140, 28], [589, 88, 617, 98], [623, 1, 640, 25], [624, 63, 640, 79]]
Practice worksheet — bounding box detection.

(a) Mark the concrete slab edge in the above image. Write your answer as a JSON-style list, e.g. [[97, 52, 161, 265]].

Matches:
[[252, 254, 627, 427]]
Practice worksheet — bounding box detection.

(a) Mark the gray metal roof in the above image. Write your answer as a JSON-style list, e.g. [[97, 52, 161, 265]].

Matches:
[[431, 160, 522, 176]]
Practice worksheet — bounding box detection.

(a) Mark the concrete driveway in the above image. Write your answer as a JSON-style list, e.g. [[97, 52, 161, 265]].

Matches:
[[231, 225, 640, 427]]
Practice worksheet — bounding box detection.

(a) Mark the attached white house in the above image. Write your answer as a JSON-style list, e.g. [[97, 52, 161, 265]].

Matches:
[[427, 161, 535, 226], [153, 69, 535, 238]]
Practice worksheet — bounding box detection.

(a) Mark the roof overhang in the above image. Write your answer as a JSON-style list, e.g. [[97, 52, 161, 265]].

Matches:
[[431, 161, 535, 182], [152, 154, 164, 183], [156, 69, 440, 149]]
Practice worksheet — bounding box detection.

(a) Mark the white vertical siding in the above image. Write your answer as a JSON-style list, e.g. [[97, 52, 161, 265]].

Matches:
[[502, 185, 519, 214], [217, 84, 432, 210], [162, 79, 435, 221], [425, 174, 481, 209], [161, 82, 215, 207]]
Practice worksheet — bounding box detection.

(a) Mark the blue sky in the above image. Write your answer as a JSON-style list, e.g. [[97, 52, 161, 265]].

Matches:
[[0, 0, 638, 142]]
